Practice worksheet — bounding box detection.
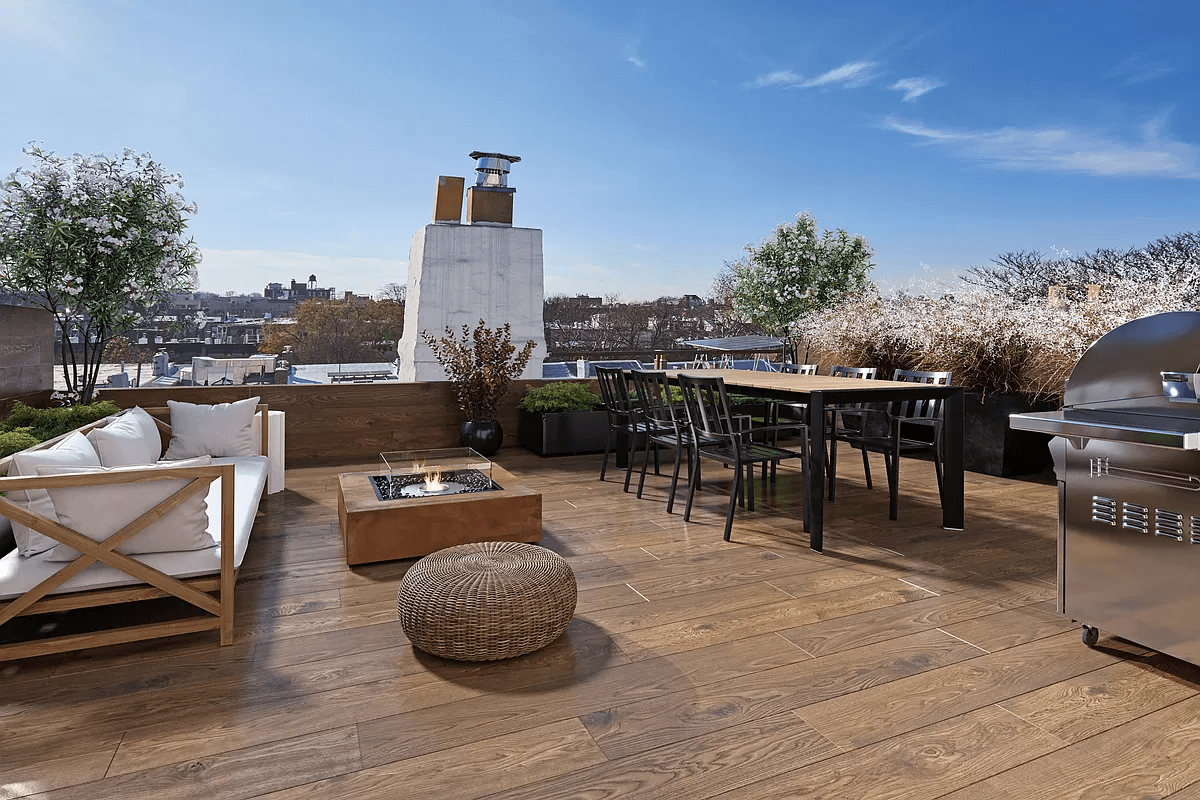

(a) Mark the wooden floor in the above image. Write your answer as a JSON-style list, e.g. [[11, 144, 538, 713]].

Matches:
[[5, 448, 1200, 799]]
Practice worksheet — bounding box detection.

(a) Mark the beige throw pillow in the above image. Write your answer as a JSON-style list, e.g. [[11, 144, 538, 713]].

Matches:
[[87, 406, 163, 467], [6, 431, 101, 557], [39, 456, 216, 561], [163, 396, 260, 460]]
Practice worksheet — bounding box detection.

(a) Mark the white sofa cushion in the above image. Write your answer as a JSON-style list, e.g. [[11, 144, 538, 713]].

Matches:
[[0, 455, 267, 600], [39, 456, 215, 561], [86, 407, 162, 467], [7, 432, 101, 557], [164, 397, 260, 460]]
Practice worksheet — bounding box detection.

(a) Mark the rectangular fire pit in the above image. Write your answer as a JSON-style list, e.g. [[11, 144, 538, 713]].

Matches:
[[337, 448, 542, 565]]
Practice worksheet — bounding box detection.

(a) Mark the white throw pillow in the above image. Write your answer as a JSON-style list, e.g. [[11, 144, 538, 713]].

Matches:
[[39, 456, 216, 561], [87, 407, 163, 467], [6, 431, 101, 556], [163, 396, 260, 460]]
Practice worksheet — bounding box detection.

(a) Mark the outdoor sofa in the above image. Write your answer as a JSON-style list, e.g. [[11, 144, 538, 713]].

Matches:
[[0, 398, 270, 660]]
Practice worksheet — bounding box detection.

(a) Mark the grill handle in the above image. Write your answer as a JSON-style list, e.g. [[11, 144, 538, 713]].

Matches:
[[1162, 371, 1200, 403], [1091, 457, 1200, 491]]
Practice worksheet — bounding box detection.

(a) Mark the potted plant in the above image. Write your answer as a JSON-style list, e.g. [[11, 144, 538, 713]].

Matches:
[[517, 382, 607, 456], [421, 320, 536, 457]]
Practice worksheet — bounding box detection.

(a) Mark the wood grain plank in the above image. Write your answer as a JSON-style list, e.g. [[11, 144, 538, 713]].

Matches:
[[482, 712, 837, 800], [999, 660, 1199, 744], [797, 631, 1123, 749], [716, 704, 1065, 800], [610, 578, 936, 660], [355, 632, 810, 768], [940, 694, 1200, 800], [22, 725, 361, 800], [581, 628, 981, 760], [253, 719, 605, 800]]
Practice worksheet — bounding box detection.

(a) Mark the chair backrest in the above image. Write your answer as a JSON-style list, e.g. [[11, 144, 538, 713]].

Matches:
[[890, 369, 953, 420], [782, 363, 820, 375], [678, 374, 739, 447], [594, 366, 635, 418], [830, 365, 877, 380], [629, 370, 685, 433]]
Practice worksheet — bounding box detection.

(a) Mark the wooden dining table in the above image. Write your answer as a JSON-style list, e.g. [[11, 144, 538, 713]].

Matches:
[[655, 369, 965, 552]]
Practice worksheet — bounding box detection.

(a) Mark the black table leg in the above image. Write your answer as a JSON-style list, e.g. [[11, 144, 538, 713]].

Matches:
[[942, 388, 965, 530], [808, 391, 825, 551]]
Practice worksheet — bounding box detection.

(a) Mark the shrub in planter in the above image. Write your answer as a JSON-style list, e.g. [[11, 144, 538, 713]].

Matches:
[[518, 383, 607, 456], [0, 401, 120, 457]]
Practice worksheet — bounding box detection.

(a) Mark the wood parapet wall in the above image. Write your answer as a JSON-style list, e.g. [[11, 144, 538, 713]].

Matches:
[[98, 379, 597, 467]]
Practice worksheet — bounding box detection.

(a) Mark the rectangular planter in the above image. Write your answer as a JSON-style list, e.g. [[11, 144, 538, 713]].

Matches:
[[964, 390, 1055, 477], [518, 409, 609, 456]]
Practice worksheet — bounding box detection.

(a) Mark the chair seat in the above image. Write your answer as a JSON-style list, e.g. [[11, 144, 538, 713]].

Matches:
[[699, 441, 804, 466]]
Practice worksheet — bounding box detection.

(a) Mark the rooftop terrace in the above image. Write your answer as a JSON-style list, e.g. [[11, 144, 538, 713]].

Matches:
[[6, 440, 1200, 799]]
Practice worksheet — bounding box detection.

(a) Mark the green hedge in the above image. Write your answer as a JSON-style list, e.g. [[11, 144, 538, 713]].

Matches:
[[0, 401, 120, 458], [519, 382, 604, 413]]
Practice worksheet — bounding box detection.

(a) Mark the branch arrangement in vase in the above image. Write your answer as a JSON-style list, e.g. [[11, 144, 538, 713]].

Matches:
[[421, 320, 537, 421]]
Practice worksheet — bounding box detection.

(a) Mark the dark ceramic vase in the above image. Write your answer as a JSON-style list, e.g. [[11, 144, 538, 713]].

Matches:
[[460, 419, 503, 456]]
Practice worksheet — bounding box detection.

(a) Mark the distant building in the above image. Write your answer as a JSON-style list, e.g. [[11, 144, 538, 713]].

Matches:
[[263, 274, 335, 302]]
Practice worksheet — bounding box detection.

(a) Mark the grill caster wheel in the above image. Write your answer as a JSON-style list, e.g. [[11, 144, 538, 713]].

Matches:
[[1082, 625, 1099, 647]]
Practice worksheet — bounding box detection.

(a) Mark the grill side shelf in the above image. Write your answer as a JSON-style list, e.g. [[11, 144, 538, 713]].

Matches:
[[1010, 410, 1200, 450]]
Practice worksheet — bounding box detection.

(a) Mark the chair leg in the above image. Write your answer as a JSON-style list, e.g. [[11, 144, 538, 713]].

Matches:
[[666, 444, 685, 514], [684, 449, 699, 522], [622, 429, 638, 492], [828, 432, 839, 502], [861, 446, 873, 489], [724, 467, 741, 541], [746, 461, 756, 511], [636, 434, 652, 499], [599, 429, 612, 481]]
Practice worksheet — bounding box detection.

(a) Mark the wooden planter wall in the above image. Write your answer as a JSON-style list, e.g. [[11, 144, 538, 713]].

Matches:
[[99, 379, 598, 467]]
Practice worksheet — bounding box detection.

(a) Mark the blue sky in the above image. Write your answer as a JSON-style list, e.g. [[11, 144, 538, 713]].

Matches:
[[2, 0, 1197, 300]]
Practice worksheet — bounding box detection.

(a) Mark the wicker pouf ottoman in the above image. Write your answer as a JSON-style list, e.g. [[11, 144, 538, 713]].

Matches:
[[396, 541, 577, 661]]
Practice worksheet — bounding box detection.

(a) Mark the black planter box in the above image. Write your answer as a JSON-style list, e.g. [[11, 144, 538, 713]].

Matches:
[[518, 409, 609, 456], [963, 390, 1055, 477]]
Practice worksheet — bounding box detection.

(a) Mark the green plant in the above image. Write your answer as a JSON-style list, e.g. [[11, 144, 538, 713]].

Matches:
[[0, 430, 40, 458], [420, 320, 537, 421], [519, 382, 603, 413], [1, 400, 119, 441], [728, 211, 875, 358], [0, 145, 200, 403]]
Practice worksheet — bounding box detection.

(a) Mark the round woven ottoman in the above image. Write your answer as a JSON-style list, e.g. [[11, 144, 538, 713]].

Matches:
[[396, 541, 577, 661]]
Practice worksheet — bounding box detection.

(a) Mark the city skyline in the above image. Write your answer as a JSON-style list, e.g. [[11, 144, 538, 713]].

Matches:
[[2, 0, 1197, 300]]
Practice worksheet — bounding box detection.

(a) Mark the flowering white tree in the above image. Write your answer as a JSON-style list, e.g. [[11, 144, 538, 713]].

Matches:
[[0, 145, 200, 402], [727, 212, 874, 358]]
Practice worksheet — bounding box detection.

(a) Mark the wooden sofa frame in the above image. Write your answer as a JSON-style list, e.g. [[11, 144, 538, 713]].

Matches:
[[0, 404, 269, 660]]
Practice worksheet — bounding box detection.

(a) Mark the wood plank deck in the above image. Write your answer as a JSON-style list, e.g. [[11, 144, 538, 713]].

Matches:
[[4, 449, 1200, 799]]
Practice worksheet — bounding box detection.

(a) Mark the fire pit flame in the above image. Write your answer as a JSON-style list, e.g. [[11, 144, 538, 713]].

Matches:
[[423, 465, 447, 493]]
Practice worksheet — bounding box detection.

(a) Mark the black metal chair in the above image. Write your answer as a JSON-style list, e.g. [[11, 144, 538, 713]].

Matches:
[[825, 365, 879, 500], [678, 374, 809, 541], [595, 366, 642, 491], [831, 368, 953, 520], [765, 362, 820, 428], [629, 370, 703, 513]]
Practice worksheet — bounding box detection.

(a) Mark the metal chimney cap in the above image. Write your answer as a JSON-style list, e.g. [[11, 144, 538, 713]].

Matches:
[[469, 151, 521, 163]]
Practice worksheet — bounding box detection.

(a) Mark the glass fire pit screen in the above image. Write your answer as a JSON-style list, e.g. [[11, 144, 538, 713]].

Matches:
[[373, 448, 501, 501]]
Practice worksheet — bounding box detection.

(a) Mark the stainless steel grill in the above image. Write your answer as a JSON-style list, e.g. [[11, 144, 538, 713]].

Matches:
[[1011, 310, 1200, 662]]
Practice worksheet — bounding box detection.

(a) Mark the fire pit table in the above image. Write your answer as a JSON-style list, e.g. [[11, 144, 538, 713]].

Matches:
[[337, 448, 542, 565]]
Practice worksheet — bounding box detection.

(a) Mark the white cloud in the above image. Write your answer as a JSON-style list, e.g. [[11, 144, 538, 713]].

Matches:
[[1109, 53, 1176, 85], [890, 77, 946, 102], [748, 61, 877, 90], [628, 55, 646, 68], [748, 70, 804, 89], [801, 61, 877, 88], [198, 249, 407, 298], [885, 115, 1200, 178]]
